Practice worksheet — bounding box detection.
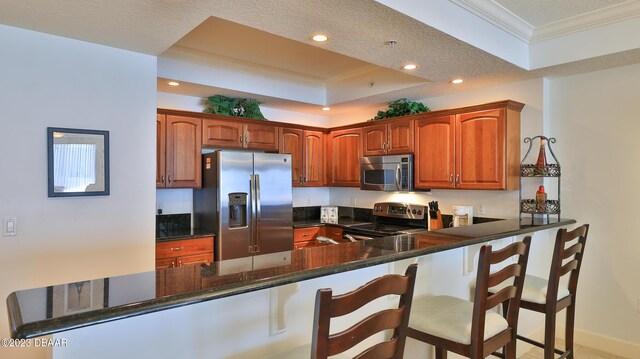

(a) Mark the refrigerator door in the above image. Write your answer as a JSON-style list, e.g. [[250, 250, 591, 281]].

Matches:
[[218, 151, 254, 260], [253, 153, 293, 255]]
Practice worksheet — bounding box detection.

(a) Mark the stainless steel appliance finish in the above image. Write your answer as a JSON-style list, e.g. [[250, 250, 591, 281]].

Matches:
[[194, 151, 293, 261], [360, 154, 413, 192], [341, 202, 428, 240]]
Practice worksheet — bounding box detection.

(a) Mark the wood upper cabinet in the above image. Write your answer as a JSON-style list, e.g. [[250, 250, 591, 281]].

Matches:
[[414, 101, 522, 190], [328, 128, 362, 187], [362, 118, 413, 156], [415, 115, 455, 189], [279, 128, 325, 187], [157, 114, 202, 189], [203, 119, 278, 151], [156, 115, 166, 187]]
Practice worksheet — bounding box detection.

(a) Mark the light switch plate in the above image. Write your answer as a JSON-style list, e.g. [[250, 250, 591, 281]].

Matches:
[[3, 217, 17, 237]]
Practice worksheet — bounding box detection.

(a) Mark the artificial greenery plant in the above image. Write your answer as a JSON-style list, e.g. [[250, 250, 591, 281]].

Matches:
[[370, 98, 430, 121], [204, 95, 267, 120]]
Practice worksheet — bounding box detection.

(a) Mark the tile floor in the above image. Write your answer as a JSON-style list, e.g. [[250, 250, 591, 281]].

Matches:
[[521, 339, 629, 359]]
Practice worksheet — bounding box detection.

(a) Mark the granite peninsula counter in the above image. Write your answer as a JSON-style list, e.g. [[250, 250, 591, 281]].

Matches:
[[7, 218, 575, 339]]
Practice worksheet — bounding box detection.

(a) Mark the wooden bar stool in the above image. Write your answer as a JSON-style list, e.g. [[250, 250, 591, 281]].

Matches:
[[269, 263, 418, 359], [407, 238, 532, 359], [490, 224, 589, 359]]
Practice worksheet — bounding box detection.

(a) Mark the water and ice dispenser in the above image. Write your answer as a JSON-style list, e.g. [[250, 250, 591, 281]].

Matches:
[[228, 193, 247, 228]]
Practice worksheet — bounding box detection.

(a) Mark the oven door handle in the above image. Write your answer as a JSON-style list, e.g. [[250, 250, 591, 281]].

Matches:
[[395, 164, 401, 191]]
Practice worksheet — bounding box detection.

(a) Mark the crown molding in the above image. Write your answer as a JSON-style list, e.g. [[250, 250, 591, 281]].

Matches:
[[449, 0, 534, 42], [531, 1, 640, 43]]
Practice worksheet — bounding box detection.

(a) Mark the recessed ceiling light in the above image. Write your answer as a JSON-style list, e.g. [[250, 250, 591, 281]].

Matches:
[[403, 64, 417, 70], [451, 78, 464, 84], [312, 34, 328, 42], [168, 81, 180, 86], [322, 107, 331, 111]]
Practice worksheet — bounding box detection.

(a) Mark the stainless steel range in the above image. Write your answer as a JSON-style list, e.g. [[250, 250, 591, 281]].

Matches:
[[342, 202, 429, 240]]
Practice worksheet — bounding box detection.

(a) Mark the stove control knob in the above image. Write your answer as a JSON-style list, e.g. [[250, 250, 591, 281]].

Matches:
[[417, 210, 422, 216], [411, 209, 417, 214]]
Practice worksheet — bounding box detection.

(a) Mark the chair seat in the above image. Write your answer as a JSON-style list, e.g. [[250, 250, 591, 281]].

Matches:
[[266, 344, 351, 359], [409, 295, 508, 345], [490, 274, 570, 304]]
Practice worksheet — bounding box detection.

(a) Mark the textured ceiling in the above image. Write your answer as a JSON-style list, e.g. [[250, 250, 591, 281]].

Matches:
[[494, 0, 629, 26], [2, 0, 640, 114]]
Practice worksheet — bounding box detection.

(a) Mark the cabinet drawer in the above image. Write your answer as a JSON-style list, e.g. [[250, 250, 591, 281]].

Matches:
[[156, 236, 214, 260], [293, 227, 321, 243], [323, 226, 343, 241], [177, 253, 213, 267]]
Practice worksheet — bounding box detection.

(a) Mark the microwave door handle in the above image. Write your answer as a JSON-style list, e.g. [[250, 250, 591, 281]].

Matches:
[[254, 174, 261, 253], [395, 164, 401, 190]]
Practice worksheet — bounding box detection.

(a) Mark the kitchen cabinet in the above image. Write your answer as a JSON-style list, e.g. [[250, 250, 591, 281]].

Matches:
[[362, 118, 413, 156], [155, 236, 214, 269], [279, 128, 324, 187], [414, 101, 522, 190], [327, 128, 362, 187], [293, 227, 322, 249], [157, 114, 202, 189], [203, 118, 278, 151], [322, 225, 343, 241]]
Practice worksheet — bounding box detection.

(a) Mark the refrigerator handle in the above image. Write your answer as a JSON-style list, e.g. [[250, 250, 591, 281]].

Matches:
[[255, 174, 261, 253], [249, 175, 257, 253]]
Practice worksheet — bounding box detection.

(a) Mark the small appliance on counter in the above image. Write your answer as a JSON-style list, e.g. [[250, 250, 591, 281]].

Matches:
[[452, 205, 474, 227], [320, 206, 338, 224]]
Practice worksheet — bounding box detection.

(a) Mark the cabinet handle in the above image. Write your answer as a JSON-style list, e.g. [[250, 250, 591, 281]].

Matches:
[[168, 175, 173, 184], [333, 232, 340, 236], [161, 174, 165, 184], [240, 136, 244, 143], [303, 176, 307, 183], [170, 262, 175, 268], [302, 233, 310, 237], [449, 174, 453, 185], [455, 174, 460, 185], [299, 175, 304, 184], [178, 260, 182, 267], [170, 247, 183, 251], [388, 138, 392, 151]]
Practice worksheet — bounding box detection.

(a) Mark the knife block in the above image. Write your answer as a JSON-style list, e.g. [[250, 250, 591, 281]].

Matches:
[[429, 210, 443, 230]]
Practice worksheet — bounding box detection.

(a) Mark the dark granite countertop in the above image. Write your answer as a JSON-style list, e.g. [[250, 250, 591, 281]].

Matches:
[[292, 218, 371, 229], [7, 218, 576, 339], [155, 228, 214, 242]]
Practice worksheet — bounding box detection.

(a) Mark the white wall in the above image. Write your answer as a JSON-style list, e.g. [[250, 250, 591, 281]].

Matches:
[[0, 25, 157, 359], [548, 63, 640, 351]]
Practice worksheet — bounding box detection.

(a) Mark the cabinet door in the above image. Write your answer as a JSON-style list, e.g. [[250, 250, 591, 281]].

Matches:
[[155, 257, 176, 270], [202, 119, 243, 148], [165, 115, 202, 188], [362, 123, 387, 156], [387, 118, 413, 154], [156, 115, 166, 188], [456, 109, 506, 189], [415, 115, 455, 189], [178, 252, 213, 267], [322, 226, 343, 241], [303, 130, 324, 187], [245, 123, 278, 151], [279, 128, 304, 187], [328, 129, 362, 187]]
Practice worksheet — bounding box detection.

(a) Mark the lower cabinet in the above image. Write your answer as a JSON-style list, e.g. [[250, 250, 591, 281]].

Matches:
[[155, 236, 214, 269], [293, 225, 345, 249]]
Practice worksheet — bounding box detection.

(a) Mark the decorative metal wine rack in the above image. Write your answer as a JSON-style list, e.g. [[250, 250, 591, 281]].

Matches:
[[519, 136, 561, 222]]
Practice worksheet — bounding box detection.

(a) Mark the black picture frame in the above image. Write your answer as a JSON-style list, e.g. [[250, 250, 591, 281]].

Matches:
[[47, 127, 110, 197]]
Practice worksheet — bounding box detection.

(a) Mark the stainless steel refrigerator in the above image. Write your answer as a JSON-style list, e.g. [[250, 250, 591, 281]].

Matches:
[[194, 151, 293, 261]]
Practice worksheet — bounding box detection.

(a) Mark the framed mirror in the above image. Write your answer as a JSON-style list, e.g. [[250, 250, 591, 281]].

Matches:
[[47, 127, 110, 197]]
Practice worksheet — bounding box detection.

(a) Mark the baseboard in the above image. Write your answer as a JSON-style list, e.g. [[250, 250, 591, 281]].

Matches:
[[525, 325, 640, 358]]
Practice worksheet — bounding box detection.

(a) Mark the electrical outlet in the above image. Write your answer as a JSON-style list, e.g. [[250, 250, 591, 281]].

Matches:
[[3, 217, 17, 237], [478, 204, 486, 215]]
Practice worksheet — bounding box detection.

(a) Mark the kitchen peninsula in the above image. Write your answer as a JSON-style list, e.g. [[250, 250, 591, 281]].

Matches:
[[8, 218, 574, 340]]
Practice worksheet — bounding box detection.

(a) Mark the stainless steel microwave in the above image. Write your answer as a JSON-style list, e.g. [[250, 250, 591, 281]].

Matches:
[[360, 154, 413, 192]]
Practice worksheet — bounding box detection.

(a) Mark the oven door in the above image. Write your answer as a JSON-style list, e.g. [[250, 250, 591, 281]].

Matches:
[[360, 155, 413, 191]]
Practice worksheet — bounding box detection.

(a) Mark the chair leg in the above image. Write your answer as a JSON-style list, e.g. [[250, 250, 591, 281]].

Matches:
[[435, 347, 447, 359], [544, 312, 557, 359], [504, 339, 516, 359], [565, 304, 576, 359]]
